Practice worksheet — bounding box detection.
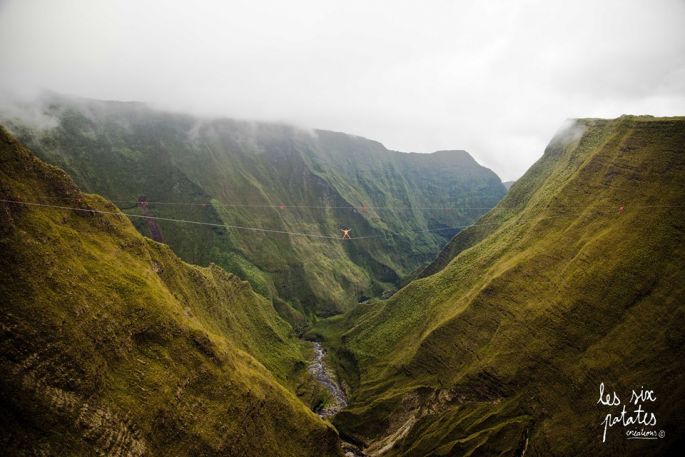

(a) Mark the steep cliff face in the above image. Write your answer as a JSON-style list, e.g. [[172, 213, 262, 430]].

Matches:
[[4, 93, 505, 316], [0, 127, 340, 456], [330, 117, 685, 456]]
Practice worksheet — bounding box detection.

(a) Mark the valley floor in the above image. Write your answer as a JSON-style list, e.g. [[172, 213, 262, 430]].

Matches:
[[307, 341, 368, 456], [308, 342, 348, 418]]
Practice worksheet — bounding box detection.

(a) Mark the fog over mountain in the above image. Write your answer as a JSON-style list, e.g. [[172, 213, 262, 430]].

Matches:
[[2, 2, 684, 456], [1, 0, 684, 180]]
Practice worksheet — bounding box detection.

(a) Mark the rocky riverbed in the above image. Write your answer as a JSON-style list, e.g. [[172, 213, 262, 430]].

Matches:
[[307, 342, 368, 456], [308, 341, 347, 418]]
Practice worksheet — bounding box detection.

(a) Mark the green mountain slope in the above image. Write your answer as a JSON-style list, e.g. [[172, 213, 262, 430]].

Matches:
[[328, 116, 685, 456], [0, 127, 339, 456], [3, 93, 505, 317]]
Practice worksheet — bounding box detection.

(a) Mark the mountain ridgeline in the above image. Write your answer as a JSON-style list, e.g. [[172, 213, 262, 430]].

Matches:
[[3, 94, 505, 318], [320, 116, 685, 456], [2, 98, 683, 457]]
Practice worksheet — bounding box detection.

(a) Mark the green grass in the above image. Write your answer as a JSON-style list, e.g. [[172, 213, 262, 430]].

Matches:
[[4, 93, 505, 317], [328, 116, 685, 456], [5, 106, 682, 456], [0, 126, 341, 456]]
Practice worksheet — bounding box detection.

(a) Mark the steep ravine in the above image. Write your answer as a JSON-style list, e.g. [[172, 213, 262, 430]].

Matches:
[[0, 127, 341, 457], [308, 342, 348, 418], [3, 93, 507, 317], [331, 116, 685, 457], [307, 342, 368, 456]]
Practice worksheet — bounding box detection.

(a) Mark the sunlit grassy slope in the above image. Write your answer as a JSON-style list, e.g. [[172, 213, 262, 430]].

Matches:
[[0, 127, 340, 456], [328, 116, 685, 456], [4, 93, 505, 316]]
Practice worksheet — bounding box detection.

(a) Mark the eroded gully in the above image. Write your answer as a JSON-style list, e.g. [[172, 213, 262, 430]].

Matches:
[[307, 341, 367, 457]]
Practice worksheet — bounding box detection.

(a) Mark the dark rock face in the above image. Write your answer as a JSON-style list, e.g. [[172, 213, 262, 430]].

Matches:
[[136, 197, 164, 242]]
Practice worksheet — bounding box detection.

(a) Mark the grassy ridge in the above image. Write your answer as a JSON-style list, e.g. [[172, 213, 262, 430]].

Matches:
[[0, 127, 340, 456], [329, 116, 685, 456], [4, 93, 505, 316]]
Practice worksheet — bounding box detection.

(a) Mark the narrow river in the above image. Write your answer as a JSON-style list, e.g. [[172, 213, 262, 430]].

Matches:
[[308, 341, 368, 457], [308, 341, 347, 418]]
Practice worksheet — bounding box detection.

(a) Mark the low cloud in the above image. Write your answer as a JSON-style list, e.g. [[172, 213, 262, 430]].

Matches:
[[1, 0, 683, 180]]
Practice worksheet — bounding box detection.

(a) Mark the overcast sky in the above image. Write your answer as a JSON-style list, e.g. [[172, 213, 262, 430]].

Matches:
[[1, 0, 684, 180]]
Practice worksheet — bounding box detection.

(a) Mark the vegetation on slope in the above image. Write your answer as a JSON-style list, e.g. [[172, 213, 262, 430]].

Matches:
[[327, 116, 685, 456], [3, 93, 505, 317], [0, 126, 340, 456]]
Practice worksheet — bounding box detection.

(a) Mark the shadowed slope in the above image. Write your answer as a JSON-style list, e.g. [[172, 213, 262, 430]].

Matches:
[[0, 127, 340, 456]]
